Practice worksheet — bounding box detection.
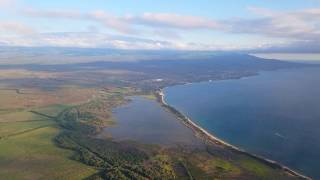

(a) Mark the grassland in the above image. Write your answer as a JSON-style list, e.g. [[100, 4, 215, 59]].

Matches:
[[0, 106, 98, 179], [0, 86, 99, 179], [0, 126, 97, 180]]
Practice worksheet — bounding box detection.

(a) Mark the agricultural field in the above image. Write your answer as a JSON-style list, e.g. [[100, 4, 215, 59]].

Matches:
[[0, 98, 97, 179]]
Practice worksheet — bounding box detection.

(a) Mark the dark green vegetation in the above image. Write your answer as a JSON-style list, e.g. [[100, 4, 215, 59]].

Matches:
[[0, 50, 311, 179], [42, 89, 179, 179]]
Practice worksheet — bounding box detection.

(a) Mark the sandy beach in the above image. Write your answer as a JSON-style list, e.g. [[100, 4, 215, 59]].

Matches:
[[155, 89, 311, 180]]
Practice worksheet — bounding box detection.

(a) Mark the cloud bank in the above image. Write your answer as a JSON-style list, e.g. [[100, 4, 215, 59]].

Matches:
[[0, 4, 319, 52]]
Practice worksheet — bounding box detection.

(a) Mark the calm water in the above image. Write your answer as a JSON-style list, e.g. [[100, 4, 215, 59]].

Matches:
[[104, 96, 202, 147], [164, 67, 320, 178]]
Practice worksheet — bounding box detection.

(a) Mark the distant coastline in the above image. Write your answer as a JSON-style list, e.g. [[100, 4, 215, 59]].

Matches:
[[155, 88, 311, 180]]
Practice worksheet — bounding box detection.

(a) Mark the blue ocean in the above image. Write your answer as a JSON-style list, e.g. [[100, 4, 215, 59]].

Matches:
[[164, 67, 320, 178]]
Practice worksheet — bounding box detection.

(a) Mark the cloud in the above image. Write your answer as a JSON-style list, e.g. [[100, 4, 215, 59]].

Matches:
[[1, 31, 246, 51], [23, 7, 320, 41], [249, 40, 320, 53], [223, 7, 320, 41], [23, 8, 137, 34], [0, 32, 182, 49], [88, 11, 135, 33], [125, 13, 219, 29], [0, 22, 36, 35], [0, 0, 14, 7], [152, 29, 181, 39], [4, 6, 320, 52], [23, 9, 220, 33], [23, 8, 83, 18], [0, 29, 283, 51]]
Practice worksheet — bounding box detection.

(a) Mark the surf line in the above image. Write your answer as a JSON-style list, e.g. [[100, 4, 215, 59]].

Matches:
[[155, 89, 311, 180]]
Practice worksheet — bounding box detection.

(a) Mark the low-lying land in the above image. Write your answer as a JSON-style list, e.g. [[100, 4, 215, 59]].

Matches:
[[0, 54, 311, 179], [0, 85, 303, 179]]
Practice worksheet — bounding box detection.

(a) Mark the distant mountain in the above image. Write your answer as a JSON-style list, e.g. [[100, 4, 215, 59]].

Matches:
[[0, 50, 308, 71], [0, 46, 224, 65], [0, 49, 313, 90]]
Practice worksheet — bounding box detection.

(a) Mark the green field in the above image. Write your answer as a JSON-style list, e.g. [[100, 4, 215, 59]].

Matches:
[[0, 105, 97, 180]]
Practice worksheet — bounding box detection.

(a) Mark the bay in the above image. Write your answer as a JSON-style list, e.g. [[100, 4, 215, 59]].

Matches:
[[164, 67, 320, 178]]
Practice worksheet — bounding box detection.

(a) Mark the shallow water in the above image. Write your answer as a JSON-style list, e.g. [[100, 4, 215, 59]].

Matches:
[[103, 96, 202, 147], [164, 67, 320, 178]]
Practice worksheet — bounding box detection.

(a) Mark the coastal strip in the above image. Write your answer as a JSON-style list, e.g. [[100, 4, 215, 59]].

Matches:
[[155, 89, 311, 180]]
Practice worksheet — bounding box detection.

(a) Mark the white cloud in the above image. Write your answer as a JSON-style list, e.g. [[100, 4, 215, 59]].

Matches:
[[23, 8, 83, 18], [0, 22, 35, 35], [225, 7, 320, 41], [0, 31, 252, 51], [23, 7, 320, 41], [1, 6, 318, 52], [23, 9, 220, 33], [125, 13, 219, 29], [88, 11, 135, 33], [0, 32, 179, 49], [0, 0, 14, 7], [23, 8, 136, 34]]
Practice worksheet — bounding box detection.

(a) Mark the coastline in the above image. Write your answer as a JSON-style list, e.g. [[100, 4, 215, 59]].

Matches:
[[155, 89, 311, 180]]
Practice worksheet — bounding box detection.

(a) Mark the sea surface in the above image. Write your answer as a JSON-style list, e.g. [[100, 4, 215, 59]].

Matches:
[[164, 67, 320, 178], [104, 96, 202, 146]]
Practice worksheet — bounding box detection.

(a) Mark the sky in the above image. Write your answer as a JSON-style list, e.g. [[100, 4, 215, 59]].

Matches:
[[0, 0, 320, 52]]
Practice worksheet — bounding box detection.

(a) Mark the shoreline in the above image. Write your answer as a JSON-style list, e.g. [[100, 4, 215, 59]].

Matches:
[[155, 89, 311, 180]]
